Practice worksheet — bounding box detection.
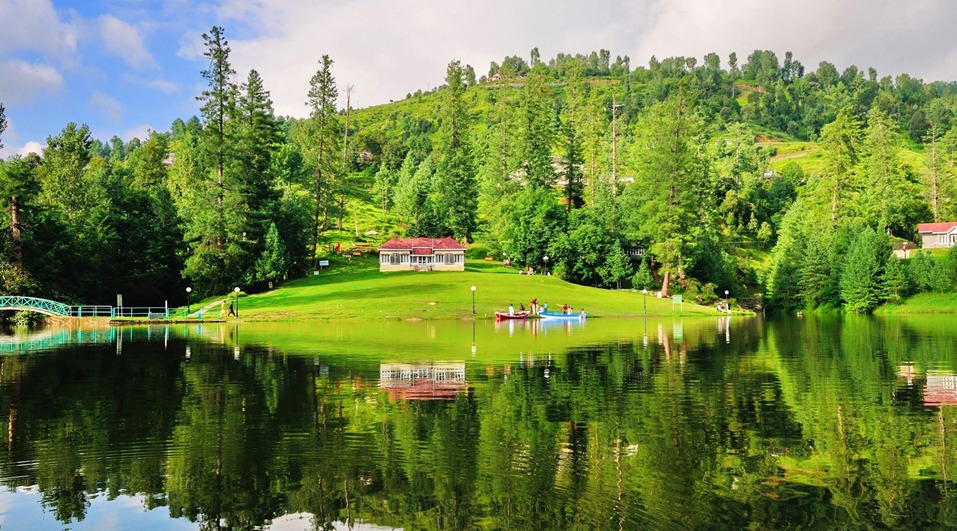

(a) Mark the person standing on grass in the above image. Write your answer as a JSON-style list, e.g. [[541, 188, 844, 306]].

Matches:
[[531, 297, 538, 314]]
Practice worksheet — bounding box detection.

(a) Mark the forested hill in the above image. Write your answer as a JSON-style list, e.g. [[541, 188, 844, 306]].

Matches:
[[0, 33, 955, 313]]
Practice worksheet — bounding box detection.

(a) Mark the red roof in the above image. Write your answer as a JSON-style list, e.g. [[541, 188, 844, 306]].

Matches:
[[378, 237, 466, 252], [918, 222, 957, 234]]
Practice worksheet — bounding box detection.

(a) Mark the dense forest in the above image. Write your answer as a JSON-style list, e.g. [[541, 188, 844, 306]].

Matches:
[[3, 26, 957, 312]]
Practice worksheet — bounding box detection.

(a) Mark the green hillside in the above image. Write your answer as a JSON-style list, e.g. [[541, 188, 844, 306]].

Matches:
[[4, 42, 957, 318]]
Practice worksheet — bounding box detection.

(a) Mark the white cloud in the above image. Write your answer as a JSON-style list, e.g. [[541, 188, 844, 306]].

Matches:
[[89, 91, 123, 123], [176, 31, 206, 60], [18, 141, 43, 156], [144, 79, 179, 92], [0, 60, 64, 104], [203, 0, 957, 122], [99, 14, 155, 68], [0, 139, 45, 158], [123, 76, 179, 93], [123, 124, 153, 142], [0, 0, 78, 60]]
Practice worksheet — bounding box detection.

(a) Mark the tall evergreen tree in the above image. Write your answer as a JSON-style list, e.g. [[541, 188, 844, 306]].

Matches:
[[519, 66, 554, 189], [561, 64, 585, 213], [621, 87, 709, 296], [839, 226, 887, 313], [235, 69, 281, 255], [305, 55, 339, 262], [372, 162, 393, 214], [882, 255, 909, 303], [197, 26, 237, 236], [860, 109, 904, 233], [818, 107, 862, 224], [0, 154, 40, 269], [433, 60, 477, 241], [632, 256, 655, 291]]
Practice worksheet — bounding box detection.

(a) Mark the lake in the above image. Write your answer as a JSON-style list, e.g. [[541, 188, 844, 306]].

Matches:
[[0, 315, 956, 529]]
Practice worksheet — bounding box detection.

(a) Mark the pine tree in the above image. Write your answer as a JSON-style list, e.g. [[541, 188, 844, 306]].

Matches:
[[373, 162, 393, 214], [0, 154, 40, 269], [882, 255, 909, 303], [519, 66, 554, 189], [197, 26, 237, 233], [909, 251, 934, 292], [306, 55, 339, 262], [601, 240, 632, 289], [236, 70, 281, 245], [561, 65, 585, 213], [860, 110, 905, 232], [632, 256, 655, 290], [818, 107, 862, 224], [433, 60, 477, 240], [620, 87, 709, 296], [839, 226, 886, 313]]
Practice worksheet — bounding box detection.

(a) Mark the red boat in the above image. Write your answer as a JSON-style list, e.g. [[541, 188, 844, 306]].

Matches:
[[495, 311, 529, 320]]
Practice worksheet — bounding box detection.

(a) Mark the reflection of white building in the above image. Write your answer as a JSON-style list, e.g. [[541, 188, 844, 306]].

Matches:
[[925, 371, 957, 406], [379, 363, 466, 400]]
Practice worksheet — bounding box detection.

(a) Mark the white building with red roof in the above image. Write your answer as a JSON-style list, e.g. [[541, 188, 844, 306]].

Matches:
[[377, 237, 466, 272], [917, 222, 957, 249]]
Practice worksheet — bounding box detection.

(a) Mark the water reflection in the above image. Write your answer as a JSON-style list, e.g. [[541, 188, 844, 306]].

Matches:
[[379, 362, 467, 401], [4, 316, 957, 529]]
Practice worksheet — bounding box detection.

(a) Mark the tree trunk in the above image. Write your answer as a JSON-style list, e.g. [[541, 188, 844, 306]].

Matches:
[[931, 133, 940, 221], [339, 86, 352, 231], [10, 196, 21, 269], [661, 269, 670, 297]]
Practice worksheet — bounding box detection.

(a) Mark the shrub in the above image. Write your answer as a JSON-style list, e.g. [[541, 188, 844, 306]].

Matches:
[[465, 244, 494, 259]]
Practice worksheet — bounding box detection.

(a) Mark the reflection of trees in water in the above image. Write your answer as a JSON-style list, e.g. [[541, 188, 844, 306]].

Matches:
[[5, 318, 957, 527]]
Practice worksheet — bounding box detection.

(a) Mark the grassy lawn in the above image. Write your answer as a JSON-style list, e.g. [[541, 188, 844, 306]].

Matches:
[[876, 292, 957, 315], [214, 256, 723, 321]]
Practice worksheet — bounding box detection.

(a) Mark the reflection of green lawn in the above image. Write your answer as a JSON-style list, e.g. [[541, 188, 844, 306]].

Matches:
[[186, 317, 730, 361], [229, 256, 722, 320]]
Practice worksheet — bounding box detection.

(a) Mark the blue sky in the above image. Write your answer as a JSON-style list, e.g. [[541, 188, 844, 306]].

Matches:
[[3, 0, 957, 157]]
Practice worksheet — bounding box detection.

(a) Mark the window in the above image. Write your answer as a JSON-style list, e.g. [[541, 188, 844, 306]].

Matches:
[[381, 253, 408, 265]]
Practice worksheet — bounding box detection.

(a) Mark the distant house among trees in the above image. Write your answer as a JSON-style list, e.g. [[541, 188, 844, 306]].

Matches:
[[917, 222, 957, 249], [378, 237, 466, 272]]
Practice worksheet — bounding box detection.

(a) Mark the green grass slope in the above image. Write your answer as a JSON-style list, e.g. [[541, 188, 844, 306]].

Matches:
[[233, 256, 722, 320]]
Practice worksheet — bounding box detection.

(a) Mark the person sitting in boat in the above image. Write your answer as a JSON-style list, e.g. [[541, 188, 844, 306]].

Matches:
[[519, 302, 526, 312], [562, 303, 569, 314], [580, 308, 586, 318], [542, 302, 548, 313], [508, 304, 515, 315]]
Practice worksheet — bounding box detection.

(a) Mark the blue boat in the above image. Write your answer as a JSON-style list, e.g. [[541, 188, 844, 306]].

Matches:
[[539, 311, 586, 320]]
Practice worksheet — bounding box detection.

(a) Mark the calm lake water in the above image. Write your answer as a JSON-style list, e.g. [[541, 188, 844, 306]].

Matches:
[[1, 315, 957, 529]]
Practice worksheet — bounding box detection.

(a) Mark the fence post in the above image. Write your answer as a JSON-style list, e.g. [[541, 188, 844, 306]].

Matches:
[[78, 306, 82, 318]]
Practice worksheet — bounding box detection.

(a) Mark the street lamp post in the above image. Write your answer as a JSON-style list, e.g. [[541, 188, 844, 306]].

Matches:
[[234, 286, 241, 318], [642, 288, 647, 315], [186, 286, 192, 316], [543, 255, 548, 276], [471, 285, 476, 315], [724, 290, 729, 314]]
